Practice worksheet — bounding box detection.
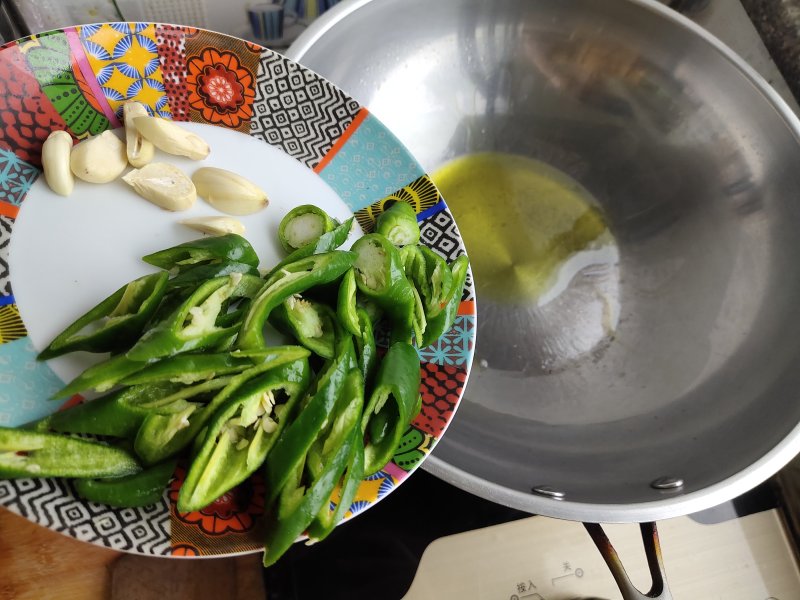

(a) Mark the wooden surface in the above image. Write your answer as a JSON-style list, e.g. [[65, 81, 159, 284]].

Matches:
[[0, 507, 118, 600], [0, 508, 266, 600]]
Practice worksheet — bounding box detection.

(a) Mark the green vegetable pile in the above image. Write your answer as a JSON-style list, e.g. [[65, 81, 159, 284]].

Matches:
[[0, 201, 468, 566]]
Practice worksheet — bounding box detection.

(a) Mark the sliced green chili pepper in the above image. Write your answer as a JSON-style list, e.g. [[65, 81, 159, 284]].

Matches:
[[236, 251, 356, 351], [351, 233, 415, 341], [307, 433, 364, 543], [375, 201, 420, 247], [356, 296, 383, 326], [52, 353, 153, 399], [403, 285, 427, 347], [37, 382, 182, 437], [354, 308, 377, 389], [127, 273, 262, 362], [167, 261, 260, 291], [178, 359, 311, 512], [124, 376, 232, 413], [133, 346, 311, 465], [262, 423, 357, 567], [402, 245, 454, 319], [0, 427, 140, 479], [38, 272, 169, 360], [133, 402, 201, 466], [305, 368, 365, 541], [120, 351, 267, 386], [142, 234, 259, 271], [398, 244, 417, 272], [215, 299, 251, 328], [336, 269, 360, 337], [270, 296, 335, 359], [74, 458, 176, 508], [361, 342, 421, 476], [420, 254, 469, 347], [278, 204, 336, 253], [305, 368, 364, 481], [265, 336, 356, 506], [266, 217, 354, 279]]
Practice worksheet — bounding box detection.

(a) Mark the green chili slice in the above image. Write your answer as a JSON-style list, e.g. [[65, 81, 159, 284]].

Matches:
[[375, 201, 420, 247], [142, 234, 259, 271], [177, 359, 311, 512], [38, 272, 169, 360], [361, 342, 421, 476], [351, 233, 415, 341], [74, 458, 176, 508], [0, 427, 140, 479], [278, 204, 336, 253]]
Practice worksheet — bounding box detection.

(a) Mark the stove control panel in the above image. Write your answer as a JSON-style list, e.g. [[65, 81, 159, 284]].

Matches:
[[403, 510, 800, 600]]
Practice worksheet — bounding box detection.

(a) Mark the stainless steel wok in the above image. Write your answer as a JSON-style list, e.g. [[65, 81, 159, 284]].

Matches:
[[288, 0, 800, 596]]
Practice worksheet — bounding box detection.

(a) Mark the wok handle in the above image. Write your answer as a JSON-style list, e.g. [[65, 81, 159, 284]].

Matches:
[[583, 522, 673, 600]]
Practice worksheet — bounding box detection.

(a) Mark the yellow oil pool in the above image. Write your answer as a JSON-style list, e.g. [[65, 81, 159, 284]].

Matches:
[[432, 152, 616, 306]]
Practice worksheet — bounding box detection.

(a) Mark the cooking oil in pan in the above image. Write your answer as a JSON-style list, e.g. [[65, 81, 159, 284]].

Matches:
[[432, 152, 617, 305], [432, 152, 620, 372]]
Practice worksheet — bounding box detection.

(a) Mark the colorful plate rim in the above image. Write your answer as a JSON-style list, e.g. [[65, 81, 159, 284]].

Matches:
[[0, 22, 475, 557]]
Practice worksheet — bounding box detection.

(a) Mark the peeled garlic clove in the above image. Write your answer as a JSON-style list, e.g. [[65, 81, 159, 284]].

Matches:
[[42, 130, 74, 196], [133, 116, 210, 160], [122, 162, 196, 211], [192, 167, 268, 215], [123, 102, 155, 167], [180, 216, 246, 236], [70, 130, 127, 183]]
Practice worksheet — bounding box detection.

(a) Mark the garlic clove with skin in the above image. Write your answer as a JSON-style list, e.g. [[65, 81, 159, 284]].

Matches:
[[123, 102, 155, 167], [192, 167, 268, 215], [133, 116, 210, 160], [42, 130, 74, 196], [70, 131, 127, 183], [122, 162, 196, 211], [179, 216, 246, 236]]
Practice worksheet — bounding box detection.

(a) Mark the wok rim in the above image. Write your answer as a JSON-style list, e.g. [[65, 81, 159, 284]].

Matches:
[[288, 0, 800, 522]]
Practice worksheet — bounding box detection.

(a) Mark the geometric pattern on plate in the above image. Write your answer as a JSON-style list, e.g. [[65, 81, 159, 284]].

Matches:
[[0, 304, 27, 343], [155, 25, 195, 121], [0, 149, 39, 212], [353, 174, 440, 234], [0, 43, 69, 166], [77, 23, 171, 120], [0, 215, 13, 297], [250, 49, 361, 169], [342, 469, 396, 519], [316, 112, 426, 212], [418, 314, 475, 367], [419, 206, 475, 301], [413, 363, 468, 438], [0, 476, 172, 554], [391, 425, 435, 472]]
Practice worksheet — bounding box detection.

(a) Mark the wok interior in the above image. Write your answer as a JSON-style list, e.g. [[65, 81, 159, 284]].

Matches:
[[294, 0, 800, 511]]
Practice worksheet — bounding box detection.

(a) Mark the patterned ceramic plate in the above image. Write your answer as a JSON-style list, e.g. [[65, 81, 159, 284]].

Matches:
[[0, 24, 475, 556]]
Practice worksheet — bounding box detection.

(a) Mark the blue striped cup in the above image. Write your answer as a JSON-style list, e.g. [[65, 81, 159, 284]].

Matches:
[[248, 3, 298, 43]]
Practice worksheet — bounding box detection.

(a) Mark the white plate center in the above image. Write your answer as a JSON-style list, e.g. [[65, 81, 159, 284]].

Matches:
[[10, 123, 353, 386]]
